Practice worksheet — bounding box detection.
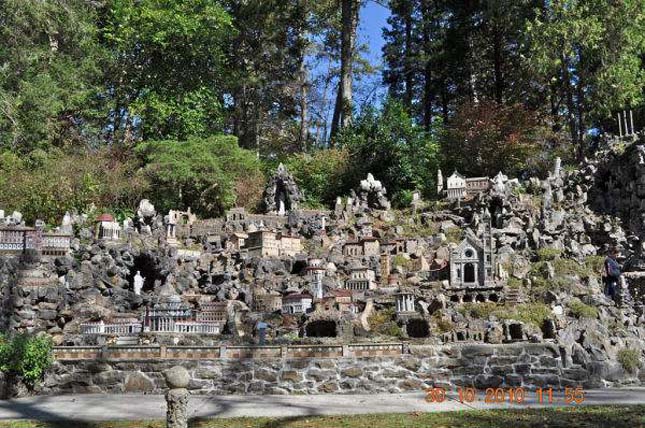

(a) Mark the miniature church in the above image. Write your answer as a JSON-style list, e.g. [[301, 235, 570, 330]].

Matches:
[[449, 210, 495, 288]]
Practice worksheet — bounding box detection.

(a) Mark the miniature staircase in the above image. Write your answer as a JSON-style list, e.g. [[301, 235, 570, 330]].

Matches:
[[503, 288, 525, 304], [116, 336, 139, 346]]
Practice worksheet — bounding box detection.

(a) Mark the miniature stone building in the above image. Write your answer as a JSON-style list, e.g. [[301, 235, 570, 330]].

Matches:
[[144, 294, 192, 332], [395, 290, 416, 314], [262, 163, 304, 215], [449, 213, 494, 288], [96, 214, 122, 241], [345, 267, 376, 291], [252, 288, 283, 313], [80, 315, 142, 335], [437, 169, 491, 200], [343, 237, 380, 257], [282, 293, 313, 314], [245, 230, 302, 258]]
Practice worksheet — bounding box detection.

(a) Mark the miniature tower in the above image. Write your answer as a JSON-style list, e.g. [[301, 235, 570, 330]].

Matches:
[[437, 169, 444, 195], [307, 258, 325, 299], [380, 253, 391, 286], [481, 209, 494, 285]]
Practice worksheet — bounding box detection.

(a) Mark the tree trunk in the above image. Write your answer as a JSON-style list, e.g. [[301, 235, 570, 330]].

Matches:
[[404, 1, 413, 111], [331, 0, 359, 140], [421, 0, 434, 130], [299, 56, 309, 151]]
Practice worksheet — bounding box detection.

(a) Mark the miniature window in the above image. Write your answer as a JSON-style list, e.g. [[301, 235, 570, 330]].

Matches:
[[464, 249, 474, 258]]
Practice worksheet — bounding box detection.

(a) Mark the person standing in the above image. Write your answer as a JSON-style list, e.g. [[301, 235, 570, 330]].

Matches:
[[604, 247, 622, 301]]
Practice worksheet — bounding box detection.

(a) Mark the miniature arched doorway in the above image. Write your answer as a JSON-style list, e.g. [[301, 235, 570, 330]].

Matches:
[[407, 319, 430, 338], [464, 263, 476, 283], [306, 320, 337, 337], [274, 179, 291, 215]]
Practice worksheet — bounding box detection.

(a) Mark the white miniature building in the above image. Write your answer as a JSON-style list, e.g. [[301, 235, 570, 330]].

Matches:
[[96, 214, 121, 241], [449, 217, 494, 288], [438, 170, 491, 200], [282, 293, 313, 314], [345, 267, 376, 291], [396, 291, 416, 313], [306, 258, 325, 299]]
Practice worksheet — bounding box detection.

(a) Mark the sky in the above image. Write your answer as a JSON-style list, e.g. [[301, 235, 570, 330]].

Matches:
[[360, 1, 390, 67], [357, 1, 391, 105]]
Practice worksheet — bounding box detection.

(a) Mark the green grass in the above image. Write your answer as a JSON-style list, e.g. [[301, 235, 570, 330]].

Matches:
[[1, 406, 644, 428], [617, 348, 642, 373], [568, 299, 599, 319], [458, 303, 551, 328]]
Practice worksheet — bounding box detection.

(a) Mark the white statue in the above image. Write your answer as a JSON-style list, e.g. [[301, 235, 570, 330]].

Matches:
[[61, 212, 73, 234], [133, 271, 145, 295]]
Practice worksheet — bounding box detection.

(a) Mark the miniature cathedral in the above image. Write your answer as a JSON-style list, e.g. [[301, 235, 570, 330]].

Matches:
[[449, 210, 495, 288]]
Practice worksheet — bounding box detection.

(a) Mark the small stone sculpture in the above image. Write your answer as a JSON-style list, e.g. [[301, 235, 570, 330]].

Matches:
[[163, 366, 190, 428], [356, 173, 391, 211]]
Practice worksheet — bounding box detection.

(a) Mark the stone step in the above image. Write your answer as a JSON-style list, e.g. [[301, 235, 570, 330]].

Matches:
[[116, 336, 140, 346]]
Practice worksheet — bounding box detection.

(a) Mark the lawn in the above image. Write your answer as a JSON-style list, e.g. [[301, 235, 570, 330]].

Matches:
[[0, 406, 643, 428]]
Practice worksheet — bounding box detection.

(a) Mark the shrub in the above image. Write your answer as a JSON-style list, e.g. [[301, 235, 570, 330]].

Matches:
[[334, 99, 441, 204], [0, 333, 53, 385], [585, 255, 606, 277], [537, 248, 562, 261], [137, 135, 263, 217], [458, 302, 499, 319], [0, 148, 148, 225], [284, 148, 351, 207], [568, 299, 599, 319], [617, 349, 642, 373], [368, 308, 402, 338], [501, 303, 551, 327]]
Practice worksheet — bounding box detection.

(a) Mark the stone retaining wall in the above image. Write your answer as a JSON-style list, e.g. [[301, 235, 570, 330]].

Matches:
[[40, 343, 630, 396]]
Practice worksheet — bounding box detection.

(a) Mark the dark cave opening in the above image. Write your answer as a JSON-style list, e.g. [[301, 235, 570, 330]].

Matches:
[[127, 253, 165, 292], [306, 320, 337, 337], [406, 319, 430, 338]]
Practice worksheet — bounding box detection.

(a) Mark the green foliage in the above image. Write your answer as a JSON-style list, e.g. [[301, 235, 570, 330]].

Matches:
[[392, 255, 411, 270], [568, 299, 598, 319], [368, 308, 403, 338], [459, 303, 551, 328], [0, 0, 106, 151], [553, 258, 588, 278], [335, 99, 441, 204], [537, 248, 562, 261], [507, 277, 523, 289], [617, 349, 642, 374], [0, 333, 53, 385], [458, 302, 499, 320], [284, 148, 351, 207], [0, 148, 147, 224], [137, 135, 263, 217], [527, 0, 645, 134], [444, 228, 464, 244], [585, 256, 606, 277], [103, 0, 233, 142]]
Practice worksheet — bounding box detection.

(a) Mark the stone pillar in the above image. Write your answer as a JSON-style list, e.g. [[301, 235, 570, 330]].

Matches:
[[164, 366, 190, 428]]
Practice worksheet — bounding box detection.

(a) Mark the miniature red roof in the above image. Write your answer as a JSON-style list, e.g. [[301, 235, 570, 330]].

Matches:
[[328, 289, 352, 297], [283, 293, 313, 301], [97, 213, 114, 222]]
